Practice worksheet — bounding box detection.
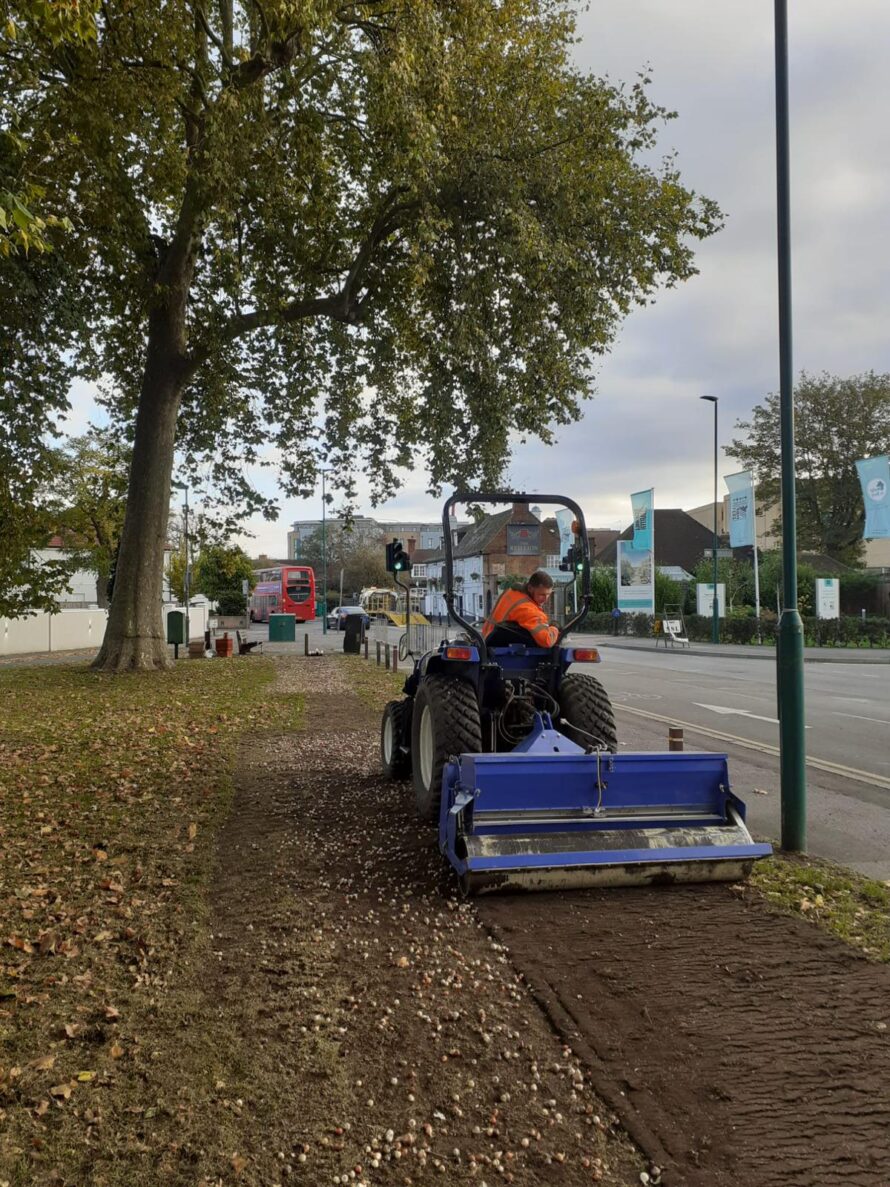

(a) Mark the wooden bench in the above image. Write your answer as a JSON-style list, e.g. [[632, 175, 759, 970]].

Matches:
[[235, 630, 262, 656]]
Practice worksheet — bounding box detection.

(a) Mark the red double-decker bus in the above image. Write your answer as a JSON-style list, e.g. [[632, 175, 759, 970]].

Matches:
[[249, 566, 316, 623]]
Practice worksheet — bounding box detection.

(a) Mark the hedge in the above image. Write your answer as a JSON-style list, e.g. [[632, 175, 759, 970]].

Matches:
[[581, 612, 890, 648]]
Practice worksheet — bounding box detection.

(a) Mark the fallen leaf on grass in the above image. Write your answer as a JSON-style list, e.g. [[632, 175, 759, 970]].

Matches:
[[93, 931, 114, 943], [35, 1099, 49, 1116], [50, 1083, 72, 1100], [187, 822, 197, 840], [77, 1070, 95, 1082], [110, 1043, 124, 1059], [29, 1054, 55, 1071], [231, 1154, 248, 1175]]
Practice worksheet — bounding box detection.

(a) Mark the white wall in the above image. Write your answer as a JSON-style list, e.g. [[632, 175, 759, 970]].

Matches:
[[1, 609, 107, 656], [1, 604, 208, 656]]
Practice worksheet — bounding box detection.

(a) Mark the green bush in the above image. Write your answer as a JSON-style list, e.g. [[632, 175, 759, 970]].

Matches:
[[216, 589, 247, 615]]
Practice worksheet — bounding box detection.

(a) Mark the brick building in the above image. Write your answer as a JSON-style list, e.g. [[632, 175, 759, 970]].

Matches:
[[418, 502, 564, 619]]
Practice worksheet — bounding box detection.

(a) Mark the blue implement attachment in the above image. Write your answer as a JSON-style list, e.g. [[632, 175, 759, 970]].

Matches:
[[439, 714, 772, 895]]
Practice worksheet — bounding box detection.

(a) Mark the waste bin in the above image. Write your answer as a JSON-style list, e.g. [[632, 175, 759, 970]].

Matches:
[[343, 613, 364, 655], [268, 613, 296, 643], [166, 610, 185, 646]]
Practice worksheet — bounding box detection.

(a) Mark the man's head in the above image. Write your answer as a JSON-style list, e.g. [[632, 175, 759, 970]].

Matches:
[[526, 570, 553, 607]]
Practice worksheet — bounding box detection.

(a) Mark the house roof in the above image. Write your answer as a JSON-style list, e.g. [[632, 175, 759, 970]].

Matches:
[[410, 548, 441, 565], [452, 509, 514, 559], [798, 552, 854, 574], [597, 509, 721, 575]]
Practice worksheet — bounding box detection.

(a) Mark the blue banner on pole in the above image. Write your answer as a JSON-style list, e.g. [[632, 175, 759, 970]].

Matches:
[[631, 489, 654, 552], [724, 470, 755, 548], [855, 456, 890, 540], [554, 509, 574, 560], [617, 540, 654, 613]]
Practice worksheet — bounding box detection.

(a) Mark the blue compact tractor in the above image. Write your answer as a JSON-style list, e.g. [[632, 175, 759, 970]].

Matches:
[[380, 492, 770, 895]]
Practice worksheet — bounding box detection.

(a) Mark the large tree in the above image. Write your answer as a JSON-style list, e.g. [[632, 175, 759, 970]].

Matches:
[[730, 371, 890, 565], [4, 0, 721, 669]]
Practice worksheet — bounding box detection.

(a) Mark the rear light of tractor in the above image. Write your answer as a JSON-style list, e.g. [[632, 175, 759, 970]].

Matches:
[[572, 648, 600, 662], [445, 646, 473, 660]]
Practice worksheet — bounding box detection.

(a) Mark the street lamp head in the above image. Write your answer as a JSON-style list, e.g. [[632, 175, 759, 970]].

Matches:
[[700, 395, 718, 404]]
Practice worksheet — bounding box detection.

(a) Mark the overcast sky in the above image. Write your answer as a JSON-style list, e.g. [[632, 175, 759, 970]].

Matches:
[[63, 2, 890, 554]]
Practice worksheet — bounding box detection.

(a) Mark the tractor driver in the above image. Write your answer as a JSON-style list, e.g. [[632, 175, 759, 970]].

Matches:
[[481, 570, 559, 648]]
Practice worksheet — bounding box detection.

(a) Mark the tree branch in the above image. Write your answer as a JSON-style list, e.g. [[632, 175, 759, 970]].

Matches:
[[184, 187, 416, 374]]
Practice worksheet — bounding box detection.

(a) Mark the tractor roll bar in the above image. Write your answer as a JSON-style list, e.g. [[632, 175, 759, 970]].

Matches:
[[442, 492, 591, 656]]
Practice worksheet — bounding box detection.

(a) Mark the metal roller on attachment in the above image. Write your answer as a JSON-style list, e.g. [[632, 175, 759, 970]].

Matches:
[[439, 714, 771, 895]]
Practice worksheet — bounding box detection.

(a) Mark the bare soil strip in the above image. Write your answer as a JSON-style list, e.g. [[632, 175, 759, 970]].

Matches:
[[207, 657, 643, 1185], [481, 885, 890, 1187]]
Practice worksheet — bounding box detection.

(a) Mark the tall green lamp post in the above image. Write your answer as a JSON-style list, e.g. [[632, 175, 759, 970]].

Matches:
[[700, 395, 720, 644], [774, 0, 806, 851]]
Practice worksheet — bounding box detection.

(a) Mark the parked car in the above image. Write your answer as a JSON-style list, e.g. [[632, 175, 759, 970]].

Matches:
[[327, 606, 371, 631]]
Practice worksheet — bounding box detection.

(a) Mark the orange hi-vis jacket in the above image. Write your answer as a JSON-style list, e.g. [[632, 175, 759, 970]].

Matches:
[[481, 587, 559, 648]]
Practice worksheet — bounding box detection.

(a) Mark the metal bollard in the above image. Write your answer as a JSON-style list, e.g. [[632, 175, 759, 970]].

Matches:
[[668, 726, 684, 752], [304, 633, 309, 656], [385, 643, 391, 670], [392, 647, 398, 672], [364, 635, 369, 659], [376, 640, 382, 666]]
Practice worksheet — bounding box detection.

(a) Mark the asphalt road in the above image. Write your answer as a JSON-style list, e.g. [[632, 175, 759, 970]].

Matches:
[[583, 642, 890, 787]]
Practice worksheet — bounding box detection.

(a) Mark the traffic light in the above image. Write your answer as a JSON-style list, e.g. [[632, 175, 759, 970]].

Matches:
[[386, 538, 411, 574], [559, 544, 586, 574]]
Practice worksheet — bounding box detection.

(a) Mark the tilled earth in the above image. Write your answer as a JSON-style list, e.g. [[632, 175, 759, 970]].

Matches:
[[208, 658, 644, 1186], [211, 656, 890, 1187]]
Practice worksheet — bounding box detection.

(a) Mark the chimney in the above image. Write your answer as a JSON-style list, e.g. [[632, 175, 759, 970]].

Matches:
[[511, 501, 532, 520]]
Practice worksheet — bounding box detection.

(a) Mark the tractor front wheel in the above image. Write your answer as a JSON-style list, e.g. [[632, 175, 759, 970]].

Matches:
[[411, 676, 482, 824], [381, 700, 411, 779], [557, 673, 618, 752]]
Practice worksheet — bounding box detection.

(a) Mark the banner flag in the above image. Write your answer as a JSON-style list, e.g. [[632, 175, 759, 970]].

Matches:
[[631, 488, 654, 552], [617, 540, 654, 614], [855, 456, 890, 540], [554, 509, 575, 561], [724, 470, 755, 548]]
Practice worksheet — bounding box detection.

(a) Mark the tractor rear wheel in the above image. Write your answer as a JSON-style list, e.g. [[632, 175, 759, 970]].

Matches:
[[411, 676, 482, 824], [557, 673, 618, 752], [381, 700, 411, 779]]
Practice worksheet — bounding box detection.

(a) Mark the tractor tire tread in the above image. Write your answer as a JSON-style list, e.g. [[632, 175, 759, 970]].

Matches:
[[381, 699, 411, 779], [558, 672, 618, 752], [412, 675, 482, 823]]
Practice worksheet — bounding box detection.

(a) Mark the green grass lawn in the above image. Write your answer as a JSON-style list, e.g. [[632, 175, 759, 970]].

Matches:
[[0, 657, 301, 1185]]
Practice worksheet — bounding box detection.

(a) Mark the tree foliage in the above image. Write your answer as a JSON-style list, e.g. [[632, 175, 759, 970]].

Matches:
[[3, 0, 721, 667], [1, 0, 95, 255], [730, 372, 890, 565], [0, 248, 86, 616], [193, 544, 254, 606], [297, 527, 391, 599], [56, 427, 130, 606]]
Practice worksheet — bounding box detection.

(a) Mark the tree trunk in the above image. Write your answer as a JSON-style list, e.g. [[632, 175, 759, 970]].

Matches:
[[93, 322, 185, 671]]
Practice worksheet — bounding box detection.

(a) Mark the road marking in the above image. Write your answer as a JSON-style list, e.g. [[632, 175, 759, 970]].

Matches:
[[615, 703, 890, 792], [694, 702, 781, 725], [835, 712, 890, 725]]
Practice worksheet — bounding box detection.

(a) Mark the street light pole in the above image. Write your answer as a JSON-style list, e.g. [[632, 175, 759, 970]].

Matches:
[[172, 480, 190, 647], [183, 486, 190, 647], [320, 468, 331, 635], [774, 0, 806, 851], [700, 395, 719, 644]]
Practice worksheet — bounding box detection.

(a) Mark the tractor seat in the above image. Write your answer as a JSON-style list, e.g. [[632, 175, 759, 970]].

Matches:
[[485, 623, 538, 648]]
